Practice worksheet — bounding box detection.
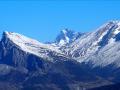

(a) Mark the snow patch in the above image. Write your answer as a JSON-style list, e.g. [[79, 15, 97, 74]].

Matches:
[[59, 39, 66, 46], [114, 28, 120, 34], [109, 38, 115, 44], [62, 29, 67, 34]]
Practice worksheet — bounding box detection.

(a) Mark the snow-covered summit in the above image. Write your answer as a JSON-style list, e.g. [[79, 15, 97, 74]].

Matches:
[[63, 20, 120, 67], [55, 28, 83, 46], [2, 31, 63, 61], [95, 20, 120, 45]]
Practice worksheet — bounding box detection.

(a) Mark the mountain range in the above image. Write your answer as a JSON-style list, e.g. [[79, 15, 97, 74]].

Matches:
[[0, 21, 120, 90]]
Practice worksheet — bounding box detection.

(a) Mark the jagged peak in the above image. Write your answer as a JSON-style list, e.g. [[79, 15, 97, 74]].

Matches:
[[60, 28, 74, 34], [107, 20, 120, 24], [55, 28, 83, 46], [105, 20, 120, 29]]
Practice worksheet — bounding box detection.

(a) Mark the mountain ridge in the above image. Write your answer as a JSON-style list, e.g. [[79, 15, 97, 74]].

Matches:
[[0, 20, 120, 90], [2, 20, 120, 68]]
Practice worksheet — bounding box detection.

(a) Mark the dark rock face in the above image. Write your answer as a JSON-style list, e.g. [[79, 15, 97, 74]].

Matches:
[[22, 61, 110, 90], [88, 83, 120, 90], [0, 33, 51, 72]]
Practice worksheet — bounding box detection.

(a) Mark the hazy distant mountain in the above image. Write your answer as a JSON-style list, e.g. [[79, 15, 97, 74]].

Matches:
[[0, 21, 120, 90]]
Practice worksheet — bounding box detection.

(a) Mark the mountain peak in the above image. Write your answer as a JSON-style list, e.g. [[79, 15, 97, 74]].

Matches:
[[108, 20, 120, 24], [61, 29, 68, 34], [2, 31, 24, 40], [55, 28, 83, 46], [61, 28, 73, 34], [3, 31, 10, 37]]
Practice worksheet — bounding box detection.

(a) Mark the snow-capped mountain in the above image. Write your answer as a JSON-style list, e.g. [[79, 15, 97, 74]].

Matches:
[[0, 31, 74, 71], [63, 21, 120, 67], [0, 21, 120, 90], [0, 30, 108, 90], [1, 21, 120, 68], [2, 31, 68, 61], [55, 29, 83, 46]]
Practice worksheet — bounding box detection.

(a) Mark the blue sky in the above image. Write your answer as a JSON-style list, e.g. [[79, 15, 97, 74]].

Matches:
[[0, 1, 120, 42]]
